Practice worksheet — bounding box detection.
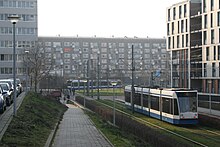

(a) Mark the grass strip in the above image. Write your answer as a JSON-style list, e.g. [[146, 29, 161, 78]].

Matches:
[[85, 110, 151, 147], [0, 92, 67, 147]]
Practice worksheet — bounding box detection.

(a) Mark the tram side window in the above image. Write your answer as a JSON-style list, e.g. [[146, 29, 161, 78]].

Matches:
[[73, 82, 78, 87], [79, 82, 84, 86], [162, 98, 172, 114], [143, 94, 148, 108], [124, 91, 131, 102], [134, 93, 141, 105], [174, 99, 179, 115], [151, 96, 159, 110]]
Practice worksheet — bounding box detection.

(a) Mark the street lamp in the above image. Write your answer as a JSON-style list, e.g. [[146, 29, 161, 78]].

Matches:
[[8, 15, 20, 116], [25, 50, 29, 92], [131, 45, 135, 113], [208, 80, 212, 114], [111, 81, 117, 126], [97, 51, 100, 100]]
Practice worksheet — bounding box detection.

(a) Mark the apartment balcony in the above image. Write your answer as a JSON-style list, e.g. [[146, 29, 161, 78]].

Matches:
[[190, 39, 202, 47], [190, 23, 202, 32], [190, 3, 201, 17]]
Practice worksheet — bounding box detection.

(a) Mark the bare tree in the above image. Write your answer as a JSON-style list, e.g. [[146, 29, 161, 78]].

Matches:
[[25, 42, 54, 92]]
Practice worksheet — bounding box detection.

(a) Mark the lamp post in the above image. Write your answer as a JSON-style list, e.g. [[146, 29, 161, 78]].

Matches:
[[111, 81, 117, 126], [8, 15, 20, 116], [131, 45, 135, 113], [208, 80, 212, 114], [97, 51, 100, 100], [25, 50, 29, 92]]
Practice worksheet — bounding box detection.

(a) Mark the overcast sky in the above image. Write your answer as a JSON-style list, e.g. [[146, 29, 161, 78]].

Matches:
[[38, 0, 183, 38]]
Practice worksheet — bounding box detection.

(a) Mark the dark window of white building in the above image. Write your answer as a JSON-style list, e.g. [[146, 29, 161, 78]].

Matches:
[[179, 5, 182, 18]]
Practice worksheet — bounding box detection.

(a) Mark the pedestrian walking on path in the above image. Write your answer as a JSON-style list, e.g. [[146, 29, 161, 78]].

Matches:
[[52, 104, 112, 147]]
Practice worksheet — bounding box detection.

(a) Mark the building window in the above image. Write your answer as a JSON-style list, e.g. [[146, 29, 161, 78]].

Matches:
[[184, 4, 187, 17], [179, 5, 182, 18], [185, 19, 188, 32], [172, 36, 175, 48], [211, 29, 215, 44], [218, 12, 220, 26], [214, 46, 216, 60], [182, 35, 184, 47], [186, 34, 188, 47], [177, 36, 180, 48], [212, 63, 216, 77], [168, 9, 170, 21], [119, 43, 124, 47], [203, 0, 207, 12], [219, 29, 220, 43], [101, 43, 107, 47], [167, 23, 170, 35], [219, 0, 220, 9], [64, 42, 70, 47], [172, 22, 174, 34], [218, 46, 220, 60], [204, 63, 207, 77], [181, 20, 184, 33], [211, 0, 214, 11], [173, 7, 176, 20], [82, 42, 88, 47], [204, 31, 207, 45], [45, 42, 51, 46], [204, 14, 208, 28], [206, 47, 209, 61], [219, 63, 220, 78], [168, 37, 171, 49], [178, 21, 180, 33], [211, 13, 213, 28]]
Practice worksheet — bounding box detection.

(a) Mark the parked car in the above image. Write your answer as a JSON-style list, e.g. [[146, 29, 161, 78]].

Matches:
[[0, 79, 17, 96], [0, 86, 6, 113], [8, 78, 23, 95], [16, 78, 23, 94], [0, 83, 13, 106]]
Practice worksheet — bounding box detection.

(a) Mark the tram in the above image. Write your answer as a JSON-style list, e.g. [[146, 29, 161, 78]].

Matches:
[[67, 79, 122, 90], [124, 85, 198, 124]]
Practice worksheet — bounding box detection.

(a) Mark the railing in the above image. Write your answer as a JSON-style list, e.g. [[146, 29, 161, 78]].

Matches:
[[198, 93, 220, 112]]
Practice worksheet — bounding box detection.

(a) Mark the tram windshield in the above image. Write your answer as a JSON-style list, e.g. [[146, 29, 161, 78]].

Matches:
[[177, 92, 197, 113]]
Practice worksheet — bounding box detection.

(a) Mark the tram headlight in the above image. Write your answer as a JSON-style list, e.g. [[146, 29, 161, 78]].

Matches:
[[194, 113, 198, 118], [180, 114, 184, 119]]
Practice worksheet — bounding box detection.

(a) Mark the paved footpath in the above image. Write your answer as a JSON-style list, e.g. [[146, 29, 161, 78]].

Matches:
[[52, 104, 112, 147]]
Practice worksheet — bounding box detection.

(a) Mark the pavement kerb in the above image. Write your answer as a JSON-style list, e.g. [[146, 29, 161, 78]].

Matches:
[[44, 122, 59, 147], [44, 107, 66, 147]]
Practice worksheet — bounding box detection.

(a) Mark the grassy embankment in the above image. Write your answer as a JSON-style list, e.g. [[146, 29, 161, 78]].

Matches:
[[0, 92, 67, 147]]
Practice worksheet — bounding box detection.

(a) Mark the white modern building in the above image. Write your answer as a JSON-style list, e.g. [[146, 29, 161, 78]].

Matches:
[[167, 0, 203, 90]]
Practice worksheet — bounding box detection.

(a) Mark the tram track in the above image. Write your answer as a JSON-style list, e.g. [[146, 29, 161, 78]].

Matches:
[[199, 127, 220, 136], [179, 126, 220, 144], [95, 100, 220, 147]]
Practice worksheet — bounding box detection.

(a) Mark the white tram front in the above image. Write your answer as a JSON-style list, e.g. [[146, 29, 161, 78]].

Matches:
[[124, 85, 198, 124]]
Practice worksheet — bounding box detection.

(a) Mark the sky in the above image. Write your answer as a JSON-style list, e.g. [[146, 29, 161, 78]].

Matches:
[[38, 0, 183, 38]]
